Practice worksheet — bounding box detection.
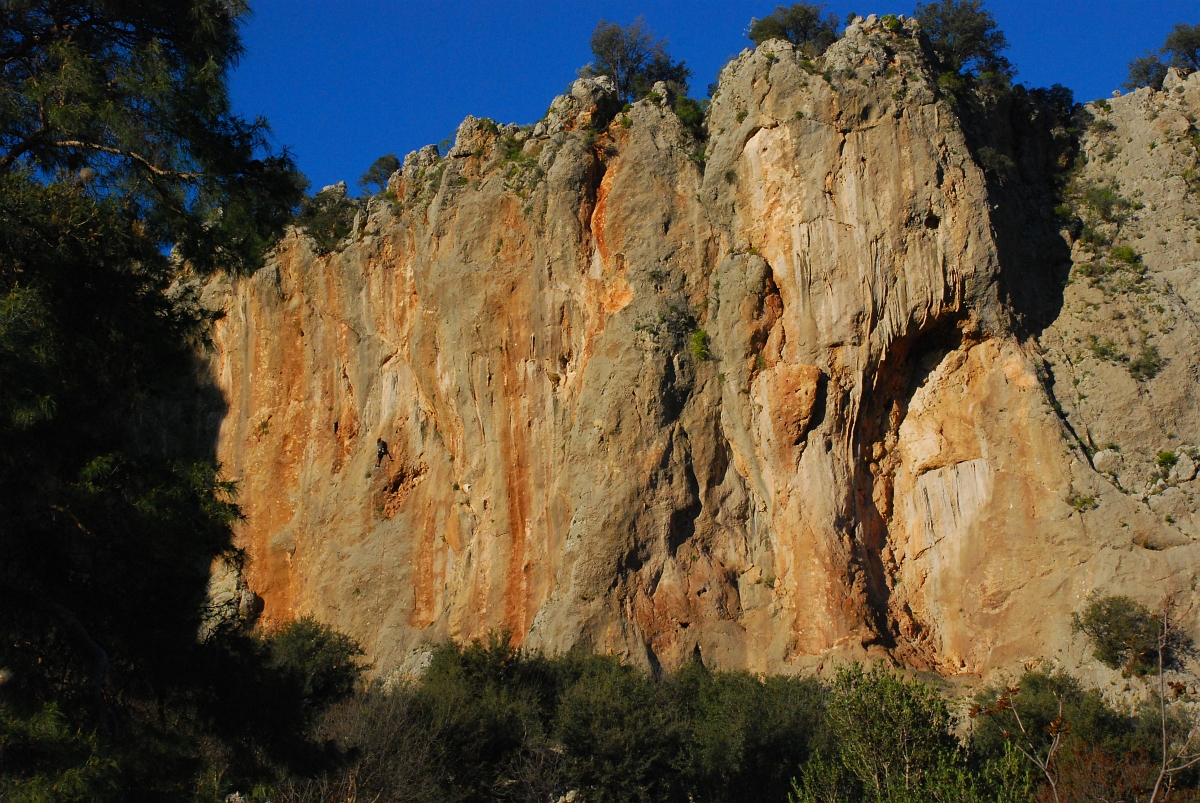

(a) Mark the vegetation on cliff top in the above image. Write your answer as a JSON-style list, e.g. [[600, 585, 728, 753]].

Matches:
[[1125, 23, 1200, 91], [747, 3, 841, 54]]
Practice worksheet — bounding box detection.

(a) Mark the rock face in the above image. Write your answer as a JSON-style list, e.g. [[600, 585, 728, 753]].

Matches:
[[208, 19, 1200, 677]]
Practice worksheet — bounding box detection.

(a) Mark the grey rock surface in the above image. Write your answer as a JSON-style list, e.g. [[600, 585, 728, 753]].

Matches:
[[208, 19, 1200, 679]]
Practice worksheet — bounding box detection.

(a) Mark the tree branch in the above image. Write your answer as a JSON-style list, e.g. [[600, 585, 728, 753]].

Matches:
[[50, 140, 201, 178], [0, 127, 47, 174]]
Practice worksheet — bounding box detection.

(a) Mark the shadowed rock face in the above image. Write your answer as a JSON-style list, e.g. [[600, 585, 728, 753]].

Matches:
[[207, 17, 1200, 679]]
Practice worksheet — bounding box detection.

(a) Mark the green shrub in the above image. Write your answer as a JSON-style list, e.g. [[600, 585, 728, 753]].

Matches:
[[280, 641, 1200, 803], [977, 146, 1015, 177], [793, 664, 1031, 803], [1068, 493, 1098, 512], [296, 187, 361, 255], [265, 616, 365, 717], [555, 658, 683, 803], [1082, 183, 1132, 223], [674, 96, 708, 141], [672, 665, 824, 803], [972, 666, 1198, 801], [937, 70, 968, 95], [0, 705, 119, 803], [972, 668, 1138, 758], [1128, 340, 1163, 380], [747, 3, 840, 55], [1158, 450, 1180, 469], [283, 638, 831, 803], [690, 329, 711, 360], [1070, 593, 1192, 676], [1110, 244, 1141, 264], [1088, 334, 1122, 362], [1080, 222, 1111, 247]]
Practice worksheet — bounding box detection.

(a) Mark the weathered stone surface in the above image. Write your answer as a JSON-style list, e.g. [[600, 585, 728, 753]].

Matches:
[[1173, 452, 1197, 482], [1093, 449, 1123, 475], [209, 18, 1200, 678], [318, 180, 347, 198]]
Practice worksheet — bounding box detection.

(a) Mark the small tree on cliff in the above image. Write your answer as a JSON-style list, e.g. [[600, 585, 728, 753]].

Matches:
[[359, 153, 401, 195], [913, 0, 1013, 94], [582, 17, 692, 103], [1125, 23, 1200, 91], [1164, 23, 1200, 73], [746, 3, 840, 55], [1126, 54, 1171, 91], [1073, 594, 1200, 802]]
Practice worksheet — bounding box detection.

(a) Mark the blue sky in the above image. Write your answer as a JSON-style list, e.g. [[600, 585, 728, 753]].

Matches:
[[230, 1, 1197, 194]]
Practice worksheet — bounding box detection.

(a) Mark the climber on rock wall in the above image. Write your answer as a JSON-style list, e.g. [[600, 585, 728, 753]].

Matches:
[[376, 438, 391, 467]]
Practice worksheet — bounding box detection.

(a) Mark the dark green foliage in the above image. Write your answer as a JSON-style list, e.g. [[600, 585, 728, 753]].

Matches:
[[1129, 340, 1165, 380], [265, 617, 365, 719], [792, 664, 1031, 803], [296, 186, 361, 255], [973, 668, 1200, 802], [1071, 594, 1193, 676], [1126, 54, 1169, 91], [358, 153, 400, 195], [282, 637, 826, 803], [673, 96, 709, 142], [283, 645, 1200, 803], [1158, 450, 1181, 469], [747, 4, 840, 55], [973, 670, 1137, 759], [1081, 182, 1131, 223], [673, 664, 824, 803], [584, 18, 692, 103], [1164, 23, 1200, 73], [1109, 244, 1141, 265], [0, 3, 357, 799], [0, 0, 303, 274], [1124, 23, 1200, 91], [914, 0, 1013, 94], [689, 329, 711, 360], [977, 145, 1015, 177], [1087, 334, 1122, 362], [555, 658, 684, 802], [0, 705, 119, 802]]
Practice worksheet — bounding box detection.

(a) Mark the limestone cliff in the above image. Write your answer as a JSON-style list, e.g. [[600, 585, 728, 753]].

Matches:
[[206, 15, 1200, 678]]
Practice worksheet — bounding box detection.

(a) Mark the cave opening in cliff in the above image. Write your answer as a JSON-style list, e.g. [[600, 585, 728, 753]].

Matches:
[[852, 314, 970, 659]]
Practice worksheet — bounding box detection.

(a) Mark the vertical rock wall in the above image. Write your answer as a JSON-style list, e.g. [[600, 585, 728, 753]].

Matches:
[[209, 16, 1200, 677]]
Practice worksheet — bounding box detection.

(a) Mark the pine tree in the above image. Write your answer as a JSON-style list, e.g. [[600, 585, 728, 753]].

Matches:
[[0, 3, 359, 797]]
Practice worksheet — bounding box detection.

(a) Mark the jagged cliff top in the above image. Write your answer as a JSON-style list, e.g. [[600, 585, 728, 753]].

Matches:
[[211, 12, 1200, 686]]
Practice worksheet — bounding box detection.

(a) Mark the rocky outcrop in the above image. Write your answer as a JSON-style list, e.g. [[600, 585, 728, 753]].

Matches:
[[207, 16, 1200, 678]]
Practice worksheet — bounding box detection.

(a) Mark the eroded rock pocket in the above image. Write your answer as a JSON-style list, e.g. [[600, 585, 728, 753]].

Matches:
[[378, 463, 428, 519]]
